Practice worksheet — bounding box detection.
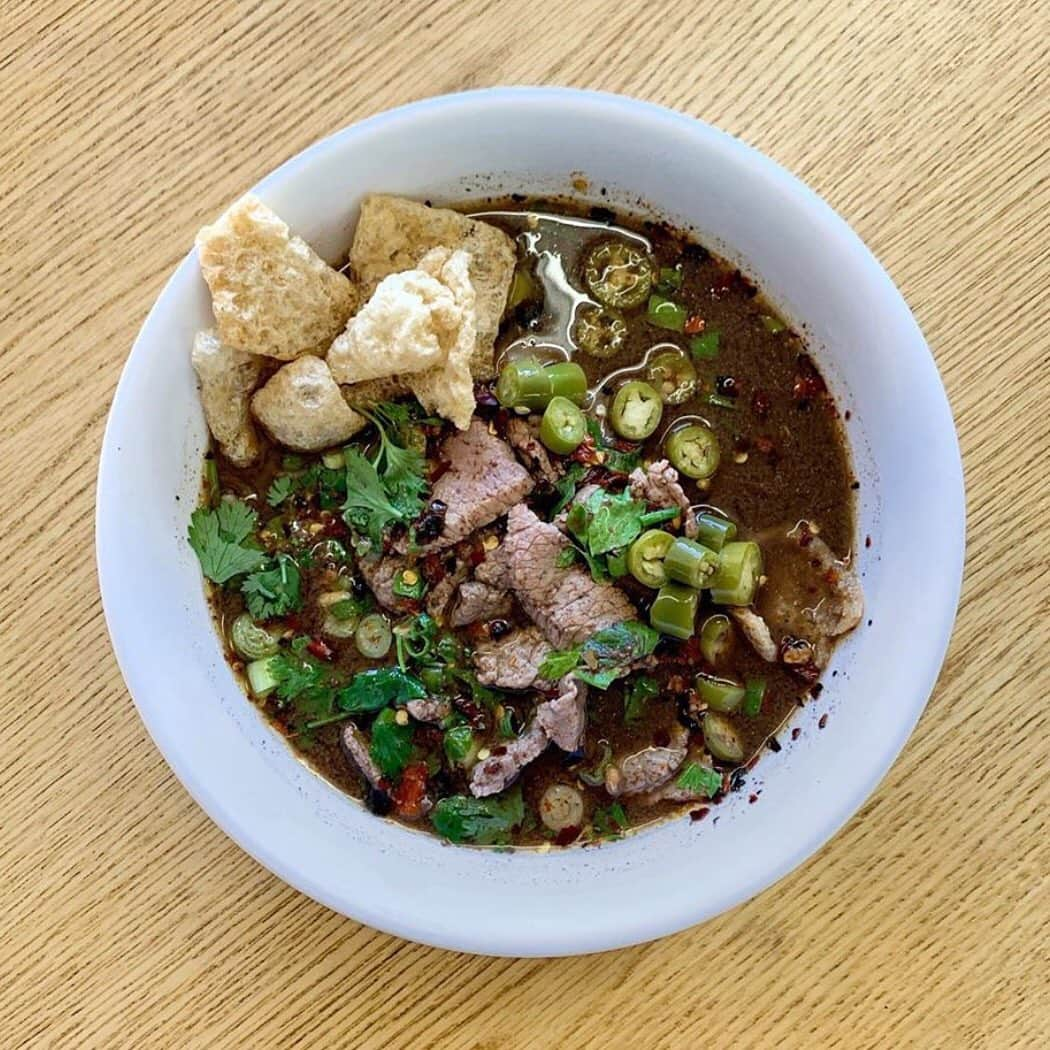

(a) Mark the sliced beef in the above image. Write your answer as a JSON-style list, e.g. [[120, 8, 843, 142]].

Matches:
[[505, 416, 562, 485], [402, 420, 534, 553], [536, 676, 587, 751], [756, 521, 864, 666], [340, 723, 382, 788], [357, 554, 408, 612], [470, 720, 548, 797], [473, 625, 552, 690], [604, 724, 689, 797], [501, 504, 637, 649], [628, 460, 698, 537], [730, 607, 778, 662], [449, 579, 513, 627], [474, 543, 510, 588], [405, 698, 452, 724], [425, 558, 471, 620]]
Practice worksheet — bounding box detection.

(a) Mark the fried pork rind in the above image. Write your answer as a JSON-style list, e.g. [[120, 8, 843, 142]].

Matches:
[[251, 356, 366, 451], [196, 195, 356, 361], [190, 329, 265, 466], [348, 194, 515, 378]]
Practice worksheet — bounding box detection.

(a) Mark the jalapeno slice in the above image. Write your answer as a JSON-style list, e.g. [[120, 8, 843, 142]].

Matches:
[[708, 541, 763, 606], [539, 396, 587, 455], [699, 613, 733, 664], [572, 303, 627, 358], [666, 423, 720, 480], [664, 537, 720, 589], [583, 240, 655, 310], [703, 711, 745, 763], [695, 672, 745, 713], [645, 349, 698, 405], [496, 357, 588, 411], [609, 380, 664, 441], [649, 581, 699, 640], [626, 529, 674, 588], [693, 512, 737, 551]]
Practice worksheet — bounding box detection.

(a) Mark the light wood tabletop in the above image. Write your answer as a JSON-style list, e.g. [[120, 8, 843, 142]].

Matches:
[[3, 1, 1048, 1047]]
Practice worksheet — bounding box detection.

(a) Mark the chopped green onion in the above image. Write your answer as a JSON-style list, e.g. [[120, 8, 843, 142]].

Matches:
[[355, 613, 392, 659], [230, 614, 281, 661], [706, 393, 737, 410], [246, 656, 280, 699], [760, 314, 786, 333], [646, 293, 688, 332], [204, 458, 220, 507], [321, 449, 345, 470], [639, 507, 681, 528], [689, 330, 721, 360], [743, 678, 767, 717]]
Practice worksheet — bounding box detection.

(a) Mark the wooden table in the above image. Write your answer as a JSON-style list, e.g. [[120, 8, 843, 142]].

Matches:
[[3, 2, 1047, 1046]]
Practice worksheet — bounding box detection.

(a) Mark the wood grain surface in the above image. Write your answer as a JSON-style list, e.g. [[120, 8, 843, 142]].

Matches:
[[2, 1, 1048, 1046]]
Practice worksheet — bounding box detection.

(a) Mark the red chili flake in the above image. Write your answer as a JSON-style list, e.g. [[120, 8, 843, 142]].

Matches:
[[491, 745, 508, 757], [690, 807, 710, 822], [791, 727, 801, 741], [667, 674, 688, 693], [818, 713, 829, 729], [750, 389, 771, 420], [810, 682, 824, 698], [453, 696, 486, 729], [306, 638, 334, 661], [792, 355, 827, 403], [748, 793, 759, 804], [571, 436, 603, 466], [684, 314, 705, 334], [391, 762, 429, 820], [755, 435, 776, 455], [865, 535, 872, 548]]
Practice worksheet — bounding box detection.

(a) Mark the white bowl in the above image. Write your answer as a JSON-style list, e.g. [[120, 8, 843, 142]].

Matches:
[[97, 87, 965, 956]]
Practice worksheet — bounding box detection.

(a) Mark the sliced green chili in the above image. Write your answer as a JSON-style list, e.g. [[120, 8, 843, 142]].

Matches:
[[626, 529, 674, 588], [708, 541, 763, 606], [666, 424, 720, 480], [650, 581, 699, 640], [539, 396, 587, 455], [609, 380, 664, 440], [695, 672, 745, 713], [694, 512, 737, 551]]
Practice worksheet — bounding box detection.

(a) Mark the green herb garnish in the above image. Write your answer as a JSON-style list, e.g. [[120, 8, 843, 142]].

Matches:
[[335, 667, 427, 714], [675, 761, 723, 798], [430, 788, 525, 845], [624, 674, 660, 724], [591, 802, 629, 839], [369, 708, 415, 779], [241, 552, 302, 620], [538, 621, 660, 689], [187, 499, 266, 584]]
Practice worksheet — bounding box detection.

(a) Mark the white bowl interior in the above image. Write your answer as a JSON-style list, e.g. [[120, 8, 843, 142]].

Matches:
[[97, 88, 964, 956]]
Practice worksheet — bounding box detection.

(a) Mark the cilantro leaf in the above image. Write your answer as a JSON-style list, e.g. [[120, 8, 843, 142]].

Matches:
[[269, 644, 338, 726], [266, 475, 295, 507], [586, 489, 647, 555], [591, 801, 629, 839], [585, 419, 642, 475], [675, 761, 723, 798], [550, 462, 587, 518], [187, 499, 267, 584], [430, 787, 525, 845], [369, 708, 415, 779], [335, 667, 427, 714], [340, 450, 406, 547], [362, 403, 429, 515], [241, 553, 302, 620], [538, 649, 582, 680], [624, 674, 660, 724]]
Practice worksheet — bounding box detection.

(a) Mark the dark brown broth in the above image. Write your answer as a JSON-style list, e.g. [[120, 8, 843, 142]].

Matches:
[[208, 198, 855, 846]]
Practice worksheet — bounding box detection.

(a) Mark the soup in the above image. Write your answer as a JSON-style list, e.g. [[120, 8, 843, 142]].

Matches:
[[188, 192, 861, 847]]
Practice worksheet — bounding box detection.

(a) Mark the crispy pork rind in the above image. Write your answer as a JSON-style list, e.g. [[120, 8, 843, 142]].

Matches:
[[348, 194, 515, 378], [190, 329, 265, 467], [196, 195, 356, 361], [251, 356, 366, 451]]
